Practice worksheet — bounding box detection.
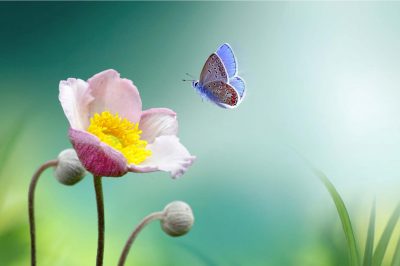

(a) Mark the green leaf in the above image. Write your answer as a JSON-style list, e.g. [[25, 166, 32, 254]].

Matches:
[[372, 202, 400, 266], [391, 236, 400, 266], [314, 169, 361, 266], [363, 201, 376, 266]]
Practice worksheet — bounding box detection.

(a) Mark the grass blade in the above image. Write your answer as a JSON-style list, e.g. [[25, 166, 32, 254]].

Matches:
[[391, 236, 400, 266], [314, 169, 361, 266], [372, 203, 400, 266], [363, 201, 376, 266]]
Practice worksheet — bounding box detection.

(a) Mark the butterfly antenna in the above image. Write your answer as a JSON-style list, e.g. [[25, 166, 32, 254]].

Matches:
[[185, 73, 195, 79], [182, 79, 194, 82]]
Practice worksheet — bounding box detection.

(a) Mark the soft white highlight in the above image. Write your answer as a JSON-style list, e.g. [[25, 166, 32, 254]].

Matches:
[[137, 135, 196, 178], [59, 78, 93, 130]]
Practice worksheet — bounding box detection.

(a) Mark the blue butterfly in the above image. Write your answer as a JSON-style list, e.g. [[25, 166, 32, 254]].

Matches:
[[191, 43, 246, 109]]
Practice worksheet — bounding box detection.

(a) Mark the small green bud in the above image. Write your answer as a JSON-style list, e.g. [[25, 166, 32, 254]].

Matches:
[[54, 149, 86, 186], [161, 201, 194, 237]]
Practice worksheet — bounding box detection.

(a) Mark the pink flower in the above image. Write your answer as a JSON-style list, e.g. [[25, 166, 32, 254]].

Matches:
[[59, 69, 195, 178]]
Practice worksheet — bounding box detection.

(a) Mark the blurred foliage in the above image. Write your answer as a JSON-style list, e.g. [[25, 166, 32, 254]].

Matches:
[[316, 169, 400, 266], [0, 222, 29, 266], [0, 116, 30, 266]]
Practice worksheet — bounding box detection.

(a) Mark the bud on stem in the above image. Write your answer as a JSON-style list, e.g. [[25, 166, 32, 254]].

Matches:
[[54, 149, 86, 185], [118, 201, 194, 266]]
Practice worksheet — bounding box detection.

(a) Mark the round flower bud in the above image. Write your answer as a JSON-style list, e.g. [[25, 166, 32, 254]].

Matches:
[[54, 149, 86, 186], [161, 201, 194, 237]]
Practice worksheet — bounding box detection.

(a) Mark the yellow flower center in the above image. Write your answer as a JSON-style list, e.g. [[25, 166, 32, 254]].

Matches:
[[87, 111, 151, 165]]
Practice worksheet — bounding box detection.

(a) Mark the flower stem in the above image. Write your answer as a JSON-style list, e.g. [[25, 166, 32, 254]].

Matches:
[[94, 176, 105, 266], [118, 211, 164, 266], [28, 159, 58, 266]]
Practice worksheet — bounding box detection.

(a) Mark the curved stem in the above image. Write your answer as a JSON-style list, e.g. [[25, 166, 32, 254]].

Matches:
[[118, 211, 164, 266], [94, 176, 105, 266], [28, 159, 58, 266]]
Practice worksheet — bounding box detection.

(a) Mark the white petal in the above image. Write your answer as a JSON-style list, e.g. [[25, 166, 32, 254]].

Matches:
[[129, 135, 195, 179], [59, 78, 94, 130], [139, 108, 178, 143], [88, 69, 142, 123]]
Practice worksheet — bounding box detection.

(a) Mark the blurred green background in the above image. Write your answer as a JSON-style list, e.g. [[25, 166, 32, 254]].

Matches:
[[1, 2, 400, 266]]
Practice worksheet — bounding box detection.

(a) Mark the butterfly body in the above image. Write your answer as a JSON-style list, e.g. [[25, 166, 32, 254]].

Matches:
[[191, 44, 245, 109]]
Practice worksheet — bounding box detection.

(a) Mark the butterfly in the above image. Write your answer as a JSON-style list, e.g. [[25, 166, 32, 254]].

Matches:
[[190, 43, 246, 109]]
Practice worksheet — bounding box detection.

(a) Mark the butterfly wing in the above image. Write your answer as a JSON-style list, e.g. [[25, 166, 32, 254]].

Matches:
[[199, 53, 228, 85], [203, 81, 239, 108], [216, 43, 237, 78], [229, 76, 246, 99]]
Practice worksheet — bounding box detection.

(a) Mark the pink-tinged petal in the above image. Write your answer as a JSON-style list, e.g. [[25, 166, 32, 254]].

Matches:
[[88, 69, 142, 123], [128, 135, 195, 179], [139, 108, 178, 143], [59, 78, 94, 130], [69, 128, 128, 177], [127, 164, 158, 173]]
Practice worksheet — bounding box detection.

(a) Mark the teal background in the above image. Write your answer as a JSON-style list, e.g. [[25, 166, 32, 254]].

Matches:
[[1, 2, 400, 265]]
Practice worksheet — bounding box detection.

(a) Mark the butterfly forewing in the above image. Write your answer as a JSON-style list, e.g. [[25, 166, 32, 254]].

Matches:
[[204, 81, 239, 107], [199, 53, 228, 85], [216, 43, 237, 78]]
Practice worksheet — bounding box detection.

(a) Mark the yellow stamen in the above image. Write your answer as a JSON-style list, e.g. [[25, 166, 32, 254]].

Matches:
[[87, 111, 151, 165]]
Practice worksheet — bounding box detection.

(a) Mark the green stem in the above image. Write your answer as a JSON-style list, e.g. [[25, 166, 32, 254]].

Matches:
[[94, 176, 105, 266], [28, 159, 58, 266], [117, 212, 164, 266]]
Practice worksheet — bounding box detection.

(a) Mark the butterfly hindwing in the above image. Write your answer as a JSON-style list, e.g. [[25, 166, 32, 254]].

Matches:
[[216, 43, 237, 78], [199, 53, 228, 85], [203, 81, 239, 108], [229, 76, 246, 99]]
